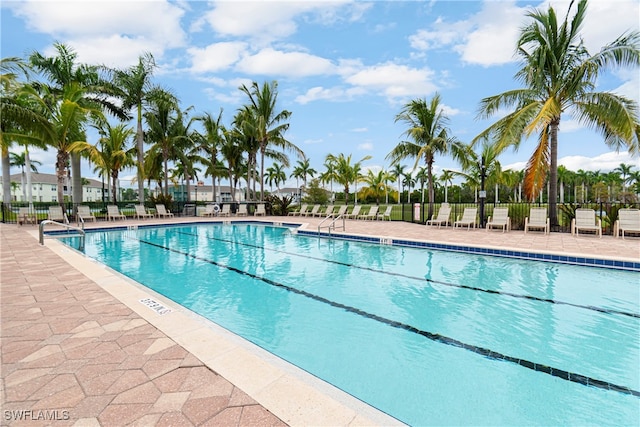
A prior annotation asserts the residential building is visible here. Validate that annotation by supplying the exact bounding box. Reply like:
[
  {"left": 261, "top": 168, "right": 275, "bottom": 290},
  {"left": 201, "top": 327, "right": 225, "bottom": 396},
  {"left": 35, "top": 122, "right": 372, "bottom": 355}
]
[{"left": 0, "top": 173, "right": 107, "bottom": 203}]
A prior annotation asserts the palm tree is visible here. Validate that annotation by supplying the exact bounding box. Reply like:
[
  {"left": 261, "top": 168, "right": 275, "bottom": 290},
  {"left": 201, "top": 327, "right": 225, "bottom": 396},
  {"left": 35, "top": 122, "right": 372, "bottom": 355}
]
[
  {"left": 387, "top": 94, "right": 457, "bottom": 219},
  {"left": 362, "top": 170, "right": 388, "bottom": 205},
  {"left": 266, "top": 162, "right": 287, "bottom": 193},
  {"left": 613, "top": 163, "right": 635, "bottom": 202},
  {"left": 415, "top": 167, "right": 428, "bottom": 203},
  {"left": 439, "top": 169, "right": 455, "bottom": 203},
  {"left": 239, "top": 81, "right": 301, "bottom": 200},
  {"left": 9, "top": 151, "right": 41, "bottom": 202},
  {"left": 389, "top": 163, "right": 405, "bottom": 204},
  {"left": 402, "top": 172, "right": 416, "bottom": 203},
  {"left": 219, "top": 128, "right": 244, "bottom": 202},
  {"left": 111, "top": 52, "right": 156, "bottom": 202},
  {"left": 70, "top": 121, "right": 135, "bottom": 203},
  {"left": 195, "top": 109, "right": 225, "bottom": 203},
  {"left": 475, "top": 0, "right": 640, "bottom": 226},
  {"left": 320, "top": 155, "right": 339, "bottom": 201},
  {"left": 326, "top": 153, "right": 371, "bottom": 204}
]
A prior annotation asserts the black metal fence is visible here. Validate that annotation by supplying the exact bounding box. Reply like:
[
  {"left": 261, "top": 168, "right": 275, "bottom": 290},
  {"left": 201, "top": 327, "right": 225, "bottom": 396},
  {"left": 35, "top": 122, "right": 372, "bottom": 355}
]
[{"left": 0, "top": 201, "right": 272, "bottom": 224}]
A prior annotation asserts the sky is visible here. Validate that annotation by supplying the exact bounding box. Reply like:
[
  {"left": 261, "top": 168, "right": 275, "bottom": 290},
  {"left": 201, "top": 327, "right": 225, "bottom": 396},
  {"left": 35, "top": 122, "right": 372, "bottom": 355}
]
[{"left": 2, "top": 0, "right": 639, "bottom": 189}]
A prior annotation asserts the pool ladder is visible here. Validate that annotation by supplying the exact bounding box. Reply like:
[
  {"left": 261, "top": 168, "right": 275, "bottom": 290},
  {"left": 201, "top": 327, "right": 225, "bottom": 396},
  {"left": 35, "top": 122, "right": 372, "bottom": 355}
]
[
  {"left": 318, "top": 213, "right": 346, "bottom": 236},
  {"left": 39, "top": 220, "right": 86, "bottom": 251}
]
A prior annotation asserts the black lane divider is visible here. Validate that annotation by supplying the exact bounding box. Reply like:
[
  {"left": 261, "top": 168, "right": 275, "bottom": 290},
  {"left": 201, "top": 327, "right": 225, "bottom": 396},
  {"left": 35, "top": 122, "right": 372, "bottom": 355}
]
[
  {"left": 137, "top": 236, "right": 639, "bottom": 398},
  {"left": 176, "top": 231, "right": 640, "bottom": 320}
]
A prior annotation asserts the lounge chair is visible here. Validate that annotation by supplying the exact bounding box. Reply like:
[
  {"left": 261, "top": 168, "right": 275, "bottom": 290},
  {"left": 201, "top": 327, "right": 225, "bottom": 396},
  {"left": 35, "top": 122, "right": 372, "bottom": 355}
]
[
  {"left": 377, "top": 206, "right": 393, "bottom": 221},
  {"left": 76, "top": 205, "right": 96, "bottom": 223},
  {"left": 486, "top": 207, "right": 510, "bottom": 232},
  {"left": 316, "top": 205, "right": 334, "bottom": 217},
  {"left": 344, "top": 205, "right": 362, "bottom": 219},
  {"left": 155, "top": 204, "right": 174, "bottom": 218},
  {"left": 255, "top": 204, "right": 266, "bottom": 216},
  {"left": 333, "top": 205, "right": 348, "bottom": 217},
  {"left": 107, "top": 205, "right": 126, "bottom": 221},
  {"left": 572, "top": 208, "right": 601, "bottom": 238},
  {"left": 288, "top": 204, "right": 308, "bottom": 216},
  {"left": 236, "top": 204, "right": 248, "bottom": 216},
  {"left": 48, "top": 206, "right": 69, "bottom": 224},
  {"left": 134, "top": 205, "right": 153, "bottom": 220},
  {"left": 453, "top": 207, "right": 477, "bottom": 229},
  {"left": 358, "top": 206, "right": 379, "bottom": 220},
  {"left": 219, "top": 204, "right": 231, "bottom": 217},
  {"left": 426, "top": 205, "right": 451, "bottom": 228},
  {"left": 524, "top": 207, "right": 549, "bottom": 234},
  {"left": 303, "top": 205, "right": 320, "bottom": 217},
  {"left": 614, "top": 208, "right": 640, "bottom": 239},
  {"left": 200, "top": 204, "right": 218, "bottom": 217},
  {"left": 18, "top": 207, "right": 37, "bottom": 225}
]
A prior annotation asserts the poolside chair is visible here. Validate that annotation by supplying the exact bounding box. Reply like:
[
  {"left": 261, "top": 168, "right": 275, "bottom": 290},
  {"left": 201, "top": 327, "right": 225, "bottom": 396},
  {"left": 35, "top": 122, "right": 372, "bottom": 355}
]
[
  {"left": 572, "top": 208, "right": 601, "bottom": 238},
  {"left": 344, "top": 205, "right": 362, "bottom": 219},
  {"left": 18, "top": 207, "right": 37, "bottom": 225},
  {"left": 48, "top": 205, "right": 69, "bottom": 224},
  {"left": 377, "top": 206, "right": 393, "bottom": 221},
  {"left": 316, "top": 205, "right": 334, "bottom": 217},
  {"left": 236, "top": 204, "right": 248, "bottom": 216},
  {"left": 288, "top": 204, "right": 308, "bottom": 216},
  {"left": 200, "top": 204, "right": 218, "bottom": 217},
  {"left": 486, "top": 207, "right": 510, "bottom": 232},
  {"left": 426, "top": 205, "right": 451, "bottom": 228},
  {"left": 614, "top": 208, "right": 640, "bottom": 239},
  {"left": 76, "top": 205, "right": 96, "bottom": 223},
  {"left": 358, "top": 206, "right": 379, "bottom": 220},
  {"left": 155, "top": 204, "right": 174, "bottom": 218},
  {"left": 134, "top": 205, "right": 153, "bottom": 220},
  {"left": 453, "top": 207, "right": 477, "bottom": 230},
  {"left": 333, "top": 205, "right": 348, "bottom": 218},
  {"left": 524, "top": 208, "right": 549, "bottom": 234},
  {"left": 303, "top": 205, "right": 320, "bottom": 217},
  {"left": 255, "top": 204, "right": 266, "bottom": 216},
  {"left": 107, "top": 205, "right": 126, "bottom": 221},
  {"left": 218, "top": 204, "right": 231, "bottom": 217}
]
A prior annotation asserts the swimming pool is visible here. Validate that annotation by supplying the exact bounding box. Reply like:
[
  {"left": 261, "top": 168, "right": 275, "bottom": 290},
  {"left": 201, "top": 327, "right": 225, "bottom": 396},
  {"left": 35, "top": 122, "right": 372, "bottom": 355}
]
[{"left": 62, "top": 223, "right": 640, "bottom": 425}]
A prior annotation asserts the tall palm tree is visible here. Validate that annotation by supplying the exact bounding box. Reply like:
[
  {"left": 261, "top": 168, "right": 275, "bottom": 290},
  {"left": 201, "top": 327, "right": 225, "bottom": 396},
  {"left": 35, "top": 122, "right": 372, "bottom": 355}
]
[
  {"left": 111, "top": 52, "right": 156, "bottom": 202},
  {"left": 475, "top": 0, "right": 640, "bottom": 226},
  {"left": 239, "top": 81, "right": 301, "bottom": 200},
  {"left": 362, "top": 170, "right": 388, "bottom": 205},
  {"left": 387, "top": 94, "right": 457, "bottom": 219},
  {"left": 195, "top": 110, "right": 225, "bottom": 203},
  {"left": 389, "top": 163, "right": 405, "bottom": 204},
  {"left": 415, "top": 167, "right": 428, "bottom": 203},
  {"left": 613, "top": 163, "right": 635, "bottom": 202},
  {"left": 402, "top": 172, "right": 416, "bottom": 203},
  {"left": 70, "top": 121, "right": 135, "bottom": 203},
  {"left": 438, "top": 169, "right": 455, "bottom": 203},
  {"left": 266, "top": 162, "right": 286, "bottom": 193},
  {"left": 320, "top": 155, "right": 339, "bottom": 201},
  {"left": 219, "top": 128, "right": 244, "bottom": 202},
  {"left": 326, "top": 153, "right": 371, "bottom": 204},
  {"left": 9, "top": 150, "right": 41, "bottom": 202}
]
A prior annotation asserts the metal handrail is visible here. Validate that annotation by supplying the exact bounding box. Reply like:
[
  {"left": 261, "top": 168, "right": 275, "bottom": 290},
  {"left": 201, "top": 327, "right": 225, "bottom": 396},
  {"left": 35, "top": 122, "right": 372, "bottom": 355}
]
[
  {"left": 39, "top": 220, "right": 85, "bottom": 251},
  {"left": 318, "top": 214, "right": 346, "bottom": 235}
]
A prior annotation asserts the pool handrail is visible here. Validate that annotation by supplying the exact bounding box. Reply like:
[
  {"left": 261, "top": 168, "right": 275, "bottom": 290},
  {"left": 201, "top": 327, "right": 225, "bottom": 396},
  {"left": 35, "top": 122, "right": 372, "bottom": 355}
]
[
  {"left": 318, "top": 213, "right": 346, "bottom": 235},
  {"left": 39, "top": 219, "right": 85, "bottom": 251}
]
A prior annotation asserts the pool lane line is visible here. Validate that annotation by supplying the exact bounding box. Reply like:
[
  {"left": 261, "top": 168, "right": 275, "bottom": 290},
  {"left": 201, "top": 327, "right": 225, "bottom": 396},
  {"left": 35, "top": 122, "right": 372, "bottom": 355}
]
[
  {"left": 135, "top": 236, "right": 639, "bottom": 398},
  {"left": 175, "top": 230, "right": 640, "bottom": 320}
]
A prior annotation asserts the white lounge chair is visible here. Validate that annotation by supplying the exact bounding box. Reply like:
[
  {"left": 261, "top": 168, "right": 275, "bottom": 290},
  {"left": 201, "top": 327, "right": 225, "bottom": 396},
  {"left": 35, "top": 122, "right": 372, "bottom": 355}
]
[
  {"left": 333, "top": 205, "right": 348, "bottom": 217},
  {"left": 289, "top": 204, "right": 308, "bottom": 216},
  {"left": 454, "top": 207, "right": 477, "bottom": 229},
  {"left": 316, "top": 205, "right": 334, "bottom": 217},
  {"left": 486, "top": 207, "right": 510, "bottom": 232},
  {"left": 134, "top": 205, "right": 153, "bottom": 220},
  {"left": 524, "top": 207, "right": 549, "bottom": 234},
  {"left": 377, "top": 206, "right": 393, "bottom": 221},
  {"left": 236, "top": 204, "right": 248, "bottom": 216},
  {"left": 255, "top": 204, "right": 266, "bottom": 216},
  {"left": 201, "top": 204, "right": 218, "bottom": 217},
  {"left": 345, "top": 205, "right": 362, "bottom": 219},
  {"left": 76, "top": 205, "right": 96, "bottom": 223},
  {"left": 359, "top": 206, "right": 379, "bottom": 220},
  {"left": 426, "top": 205, "right": 451, "bottom": 228},
  {"left": 18, "top": 207, "right": 37, "bottom": 225},
  {"left": 572, "top": 208, "right": 601, "bottom": 238},
  {"left": 303, "top": 205, "right": 320, "bottom": 217},
  {"left": 155, "top": 204, "right": 174, "bottom": 218},
  {"left": 48, "top": 206, "right": 69, "bottom": 223},
  {"left": 614, "top": 208, "right": 640, "bottom": 239},
  {"left": 107, "top": 205, "right": 126, "bottom": 221},
  {"left": 219, "top": 204, "right": 231, "bottom": 217}
]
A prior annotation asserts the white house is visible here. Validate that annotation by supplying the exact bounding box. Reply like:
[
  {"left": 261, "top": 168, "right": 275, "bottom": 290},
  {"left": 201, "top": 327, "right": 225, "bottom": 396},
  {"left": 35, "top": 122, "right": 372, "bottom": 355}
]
[{"left": 0, "top": 173, "right": 106, "bottom": 203}]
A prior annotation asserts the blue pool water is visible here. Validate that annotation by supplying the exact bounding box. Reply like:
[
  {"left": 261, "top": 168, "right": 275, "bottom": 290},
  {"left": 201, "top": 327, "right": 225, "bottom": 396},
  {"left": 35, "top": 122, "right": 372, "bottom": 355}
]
[{"left": 62, "top": 223, "right": 640, "bottom": 425}]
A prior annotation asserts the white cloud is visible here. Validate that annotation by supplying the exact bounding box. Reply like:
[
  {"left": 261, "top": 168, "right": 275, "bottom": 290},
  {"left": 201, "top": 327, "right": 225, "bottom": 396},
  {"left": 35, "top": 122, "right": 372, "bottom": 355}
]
[
  {"left": 358, "top": 142, "right": 374, "bottom": 151},
  {"left": 559, "top": 151, "right": 640, "bottom": 172},
  {"left": 295, "top": 86, "right": 366, "bottom": 104},
  {"left": 351, "top": 128, "right": 368, "bottom": 133},
  {"left": 346, "top": 63, "right": 437, "bottom": 100},
  {"left": 236, "top": 48, "right": 336, "bottom": 77},
  {"left": 304, "top": 138, "right": 324, "bottom": 145},
  {"left": 188, "top": 42, "right": 248, "bottom": 73}
]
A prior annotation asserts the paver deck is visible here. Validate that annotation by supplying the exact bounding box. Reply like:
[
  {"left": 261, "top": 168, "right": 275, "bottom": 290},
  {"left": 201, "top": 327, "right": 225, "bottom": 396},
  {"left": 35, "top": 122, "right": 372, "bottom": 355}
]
[{"left": 2, "top": 215, "right": 639, "bottom": 426}]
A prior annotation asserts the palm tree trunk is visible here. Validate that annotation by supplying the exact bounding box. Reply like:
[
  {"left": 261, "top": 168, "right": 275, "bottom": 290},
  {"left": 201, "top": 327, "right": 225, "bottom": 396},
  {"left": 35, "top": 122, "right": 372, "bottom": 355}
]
[
  {"left": 56, "top": 150, "right": 68, "bottom": 207},
  {"left": 20, "top": 168, "right": 26, "bottom": 202},
  {"left": 25, "top": 149, "right": 33, "bottom": 207},
  {"left": 549, "top": 121, "right": 559, "bottom": 226},
  {"left": 427, "top": 160, "right": 434, "bottom": 220},
  {"left": 260, "top": 144, "right": 266, "bottom": 201},
  {"left": 136, "top": 116, "right": 145, "bottom": 202},
  {"left": 72, "top": 153, "right": 82, "bottom": 203},
  {"left": 112, "top": 172, "right": 118, "bottom": 204},
  {"left": 2, "top": 147, "right": 11, "bottom": 204}
]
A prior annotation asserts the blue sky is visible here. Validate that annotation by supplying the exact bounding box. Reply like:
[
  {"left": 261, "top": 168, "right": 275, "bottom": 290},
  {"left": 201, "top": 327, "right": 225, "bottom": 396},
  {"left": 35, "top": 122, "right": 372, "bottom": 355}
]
[{"left": 2, "top": 0, "right": 639, "bottom": 188}]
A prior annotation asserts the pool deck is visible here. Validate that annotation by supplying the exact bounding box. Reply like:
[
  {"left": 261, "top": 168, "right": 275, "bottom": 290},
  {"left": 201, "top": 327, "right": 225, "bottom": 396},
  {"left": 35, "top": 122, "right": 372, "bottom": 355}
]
[{"left": 2, "top": 215, "right": 639, "bottom": 426}]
